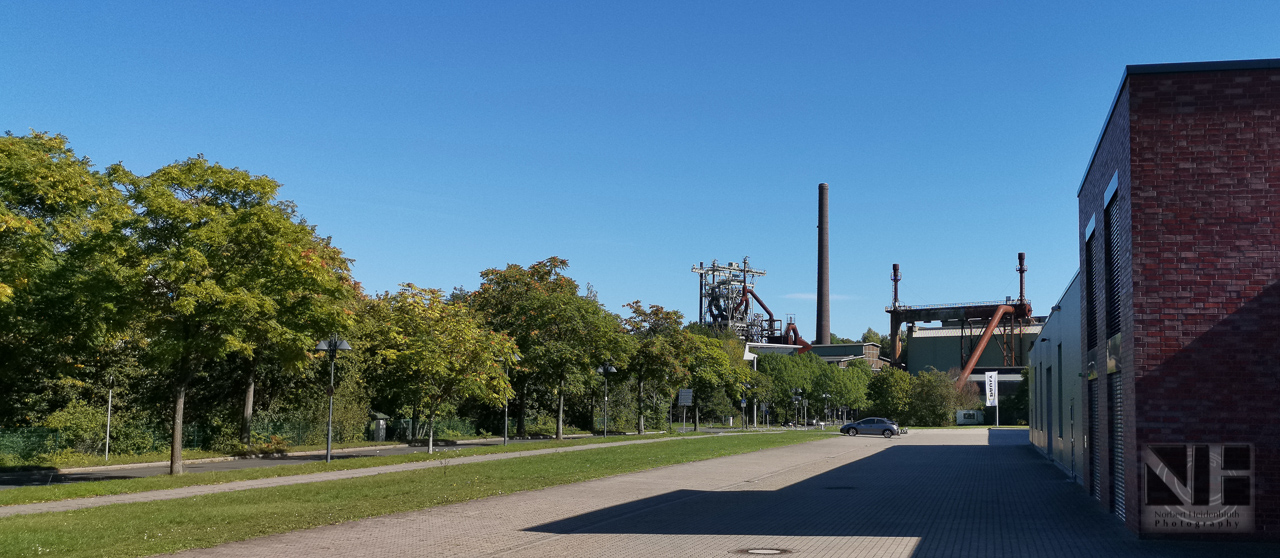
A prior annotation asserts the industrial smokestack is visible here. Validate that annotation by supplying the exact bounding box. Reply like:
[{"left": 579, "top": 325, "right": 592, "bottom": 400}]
[
  {"left": 816, "top": 182, "right": 830, "bottom": 345},
  {"left": 1017, "top": 252, "right": 1027, "bottom": 303}
]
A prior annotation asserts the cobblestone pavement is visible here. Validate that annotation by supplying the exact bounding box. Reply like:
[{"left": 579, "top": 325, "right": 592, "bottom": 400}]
[
  {"left": 169, "top": 429, "right": 1277, "bottom": 558},
  {"left": 0, "top": 433, "right": 735, "bottom": 518}
]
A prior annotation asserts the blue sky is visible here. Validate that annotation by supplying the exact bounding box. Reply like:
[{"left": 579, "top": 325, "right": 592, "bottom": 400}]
[{"left": 4, "top": 2, "right": 1278, "bottom": 340}]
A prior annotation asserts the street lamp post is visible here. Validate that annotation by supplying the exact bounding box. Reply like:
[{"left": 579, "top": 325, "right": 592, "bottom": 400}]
[
  {"left": 596, "top": 364, "right": 616, "bottom": 438},
  {"left": 822, "top": 393, "right": 830, "bottom": 427},
  {"left": 792, "top": 388, "right": 804, "bottom": 427},
  {"left": 503, "top": 355, "right": 520, "bottom": 447},
  {"left": 316, "top": 334, "right": 352, "bottom": 463},
  {"left": 105, "top": 374, "right": 114, "bottom": 462}
]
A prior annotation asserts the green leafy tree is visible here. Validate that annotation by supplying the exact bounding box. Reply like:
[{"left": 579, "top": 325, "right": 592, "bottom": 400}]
[
  {"left": 859, "top": 328, "right": 884, "bottom": 345},
  {"left": 757, "top": 352, "right": 835, "bottom": 423},
  {"left": 687, "top": 334, "right": 749, "bottom": 429},
  {"left": 623, "top": 301, "right": 689, "bottom": 434},
  {"left": 813, "top": 359, "right": 870, "bottom": 422},
  {"left": 867, "top": 366, "right": 912, "bottom": 422},
  {"left": 907, "top": 368, "right": 956, "bottom": 426},
  {"left": 368, "top": 285, "right": 517, "bottom": 452},
  {"left": 471, "top": 258, "right": 629, "bottom": 439},
  {"left": 231, "top": 203, "right": 358, "bottom": 446},
  {"left": 112, "top": 157, "right": 354, "bottom": 474},
  {"left": 0, "top": 132, "right": 137, "bottom": 426},
  {"left": 1006, "top": 367, "right": 1030, "bottom": 425}
]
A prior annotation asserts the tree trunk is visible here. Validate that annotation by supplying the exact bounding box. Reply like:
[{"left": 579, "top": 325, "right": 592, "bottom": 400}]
[
  {"left": 241, "top": 367, "right": 255, "bottom": 447},
  {"left": 516, "top": 390, "right": 527, "bottom": 438},
  {"left": 694, "top": 404, "right": 700, "bottom": 431},
  {"left": 411, "top": 406, "right": 420, "bottom": 442},
  {"left": 170, "top": 381, "right": 186, "bottom": 475},
  {"left": 427, "top": 412, "right": 435, "bottom": 454},
  {"left": 556, "top": 380, "right": 564, "bottom": 440},
  {"left": 637, "top": 380, "right": 645, "bottom": 435}
]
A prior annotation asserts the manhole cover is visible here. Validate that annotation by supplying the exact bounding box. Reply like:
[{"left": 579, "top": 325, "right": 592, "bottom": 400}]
[{"left": 733, "top": 549, "right": 792, "bottom": 555}]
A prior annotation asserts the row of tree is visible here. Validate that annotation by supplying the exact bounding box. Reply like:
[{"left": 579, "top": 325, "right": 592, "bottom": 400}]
[
  {"left": 0, "top": 133, "right": 774, "bottom": 473},
  {"left": 1, "top": 132, "right": 985, "bottom": 476}
]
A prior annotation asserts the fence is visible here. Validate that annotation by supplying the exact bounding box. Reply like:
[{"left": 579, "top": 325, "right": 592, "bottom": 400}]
[
  {"left": 0, "top": 425, "right": 206, "bottom": 462},
  {"left": 2, "top": 415, "right": 474, "bottom": 464},
  {"left": 386, "top": 417, "right": 478, "bottom": 441}
]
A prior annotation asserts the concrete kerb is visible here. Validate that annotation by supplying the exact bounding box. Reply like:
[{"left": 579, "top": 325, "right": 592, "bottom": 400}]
[{"left": 0, "top": 430, "right": 788, "bottom": 519}]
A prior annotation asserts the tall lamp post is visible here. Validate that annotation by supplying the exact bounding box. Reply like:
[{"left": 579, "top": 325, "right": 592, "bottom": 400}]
[
  {"left": 596, "top": 364, "right": 615, "bottom": 438},
  {"left": 105, "top": 374, "right": 114, "bottom": 462},
  {"left": 791, "top": 388, "right": 803, "bottom": 427},
  {"left": 316, "top": 334, "right": 352, "bottom": 463},
  {"left": 503, "top": 355, "right": 520, "bottom": 447},
  {"left": 822, "top": 393, "right": 831, "bottom": 427}
]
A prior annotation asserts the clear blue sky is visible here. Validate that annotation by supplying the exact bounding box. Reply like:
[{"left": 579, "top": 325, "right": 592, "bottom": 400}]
[{"left": 4, "top": 2, "right": 1278, "bottom": 340}]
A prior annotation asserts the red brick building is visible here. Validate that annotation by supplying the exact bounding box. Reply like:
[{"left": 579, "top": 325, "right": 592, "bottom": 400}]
[{"left": 1073, "top": 58, "right": 1280, "bottom": 538}]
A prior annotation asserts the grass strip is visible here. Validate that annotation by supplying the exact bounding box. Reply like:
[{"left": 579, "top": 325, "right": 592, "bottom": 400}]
[
  {"left": 0, "top": 430, "right": 827, "bottom": 558},
  {"left": 0, "top": 441, "right": 408, "bottom": 472},
  {"left": 0, "top": 431, "right": 713, "bottom": 507}
]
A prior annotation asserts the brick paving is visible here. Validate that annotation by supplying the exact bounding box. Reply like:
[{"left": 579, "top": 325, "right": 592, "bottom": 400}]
[{"left": 167, "top": 428, "right": 1278, "bottom": 557}]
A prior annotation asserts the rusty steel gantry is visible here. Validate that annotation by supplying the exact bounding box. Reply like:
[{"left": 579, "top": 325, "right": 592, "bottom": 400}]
[
  {"left": 692, "top": 258, "right": 812, "bottom": 352},
  {"left": 886, "top": 253, "right": 1033, "bottom": 386}
]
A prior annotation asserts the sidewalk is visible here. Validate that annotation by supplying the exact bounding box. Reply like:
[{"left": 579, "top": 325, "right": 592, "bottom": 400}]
[{"left": 0, "top": 432, "right": 764, "bottom": 518}]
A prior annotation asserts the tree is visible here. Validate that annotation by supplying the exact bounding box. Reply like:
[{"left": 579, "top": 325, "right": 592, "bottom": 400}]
[
  {"left": 830, "top": 333, "right": 855, "bottom": 344},
  {"left": 1006, "top": 367, "right": 1030, "bottom": 425},
  {"left": 859, "top": 328, "right": 884, "bottom": 346},
  {"left": 757, "top": 352, "right": 840, "bottom": 423},
  {"left": 229, "top": 202, "right": 358, "bottom": 447},
  {"left": 522, "top": 291, "right": 629, "bottom": 439},
  {"left": 867, "top": 367, "right": 912, "bottom": 422},
  {"left": 368, "top": 285, "right": 517, "bottom": 452},
  {"left": 687, "top": 334, "right": 749, "bottom": 429},
  {"left": 112, "top": 157, "right": 355, "bottom": 474},
  {"left": 907, "top": 368, "right": 955, "bottom": 426},
  {"left": 813, "top": 359, "right": 870, "bottom": 421},
  {"left": 471, "top": 258, "right": 629, "bottom": 439},
  {"left": 0, "top": 132, "right": 137, "bottom": 426},
  {"left": 622, "top": 301, "right": 689, "bottom": 434}
]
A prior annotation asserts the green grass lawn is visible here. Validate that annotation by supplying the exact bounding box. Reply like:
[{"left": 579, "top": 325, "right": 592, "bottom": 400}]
[
  {"left": 0, "top": 430, "right": 826, "bottom": 558},
  {"left": 0, "top": 431, "right": 713, "bottom": 507},
  {"left": 0, "top": 441, "right": 408, "bottom": 472}
]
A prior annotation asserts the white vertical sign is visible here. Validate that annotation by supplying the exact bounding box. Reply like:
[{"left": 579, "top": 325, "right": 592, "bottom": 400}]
[{"left": 984, "top": 372, "right": 999, "bottom": 407}]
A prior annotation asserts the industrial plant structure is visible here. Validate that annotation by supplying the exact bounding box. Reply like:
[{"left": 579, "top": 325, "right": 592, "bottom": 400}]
[
  {"left": 692, "top": 258, "right": 811, "bottom": 352},
  {"left": 885, "top": 253, "right": 1037, "bottom": 386},
  {"left": 693, "top": 182, "right": 837, "bottom": 354}
]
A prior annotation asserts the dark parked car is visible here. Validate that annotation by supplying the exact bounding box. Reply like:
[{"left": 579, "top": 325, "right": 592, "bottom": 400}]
[{"left": 840, "top": 417, "right": 900, "bottom": 438}]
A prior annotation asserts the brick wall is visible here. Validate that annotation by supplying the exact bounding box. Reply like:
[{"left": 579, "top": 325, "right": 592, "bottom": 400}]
[
  {"left": 1079, "top": 82, "right": 1133, "bottom": 526},
  {"left": 1127, "top": 68, "right": 1280, "bottom": 538}
]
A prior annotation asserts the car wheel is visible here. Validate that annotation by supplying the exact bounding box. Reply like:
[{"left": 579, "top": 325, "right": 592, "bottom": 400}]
[
  {"left": 851, "top": 428, "right": 859, "bottom": 436},
  {"left": 882, "top": 429, "right": 893, "bottom": 439}
]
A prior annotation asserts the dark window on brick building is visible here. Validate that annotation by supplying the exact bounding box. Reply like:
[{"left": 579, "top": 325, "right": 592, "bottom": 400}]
[
  {"left": 1086, "top": 233, "right": 1099, "bottom": 350},
  {"left": 1104, "top": 196, "right": 1123, "bottom": 338}
]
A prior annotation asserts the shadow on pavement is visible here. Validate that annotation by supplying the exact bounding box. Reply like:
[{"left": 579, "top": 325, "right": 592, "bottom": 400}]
[{"left": 527, "top": 432, "right": 1275, "bottom": 558}]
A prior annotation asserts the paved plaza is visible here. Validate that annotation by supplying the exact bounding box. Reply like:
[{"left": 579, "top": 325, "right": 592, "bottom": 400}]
[{"left": 164, "top": 428, "right": 1275, "bottom": 558}]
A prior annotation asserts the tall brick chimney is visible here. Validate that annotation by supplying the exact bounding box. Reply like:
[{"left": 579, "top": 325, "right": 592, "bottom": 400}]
[{"left": 816, "top": 182, "right": 830, "bottom": 345}]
